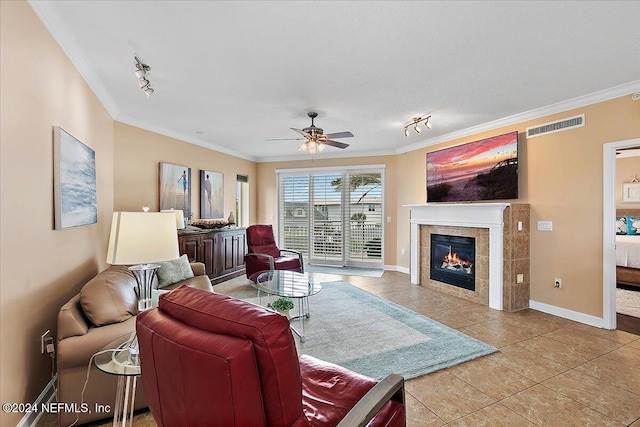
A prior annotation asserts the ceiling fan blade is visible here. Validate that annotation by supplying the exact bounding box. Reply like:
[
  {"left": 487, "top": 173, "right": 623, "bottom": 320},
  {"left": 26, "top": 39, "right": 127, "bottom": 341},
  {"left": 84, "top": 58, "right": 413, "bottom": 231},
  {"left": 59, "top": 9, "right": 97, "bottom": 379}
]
[
  {"left": 323, "top": 139, "right": 350, "bottom": 149},
  {"left": 266, "top": 137, "right": 306, "bottom": 141},
  {"left": 290, "top": 128, "right": 309, "bottom": 137},
  {"left": 323, "top": 131, "right": 354, "bottom": 139}
]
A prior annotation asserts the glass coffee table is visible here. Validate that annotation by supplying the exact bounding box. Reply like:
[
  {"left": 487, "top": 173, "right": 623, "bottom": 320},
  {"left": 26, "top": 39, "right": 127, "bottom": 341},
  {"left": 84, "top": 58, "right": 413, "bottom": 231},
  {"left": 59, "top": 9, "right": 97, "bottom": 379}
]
[
  {"left": 253, "top": 270, "right": 322, "bottom": 342},
  {"left": 94, "top": 332, "right": 140, "bottom": 427}
]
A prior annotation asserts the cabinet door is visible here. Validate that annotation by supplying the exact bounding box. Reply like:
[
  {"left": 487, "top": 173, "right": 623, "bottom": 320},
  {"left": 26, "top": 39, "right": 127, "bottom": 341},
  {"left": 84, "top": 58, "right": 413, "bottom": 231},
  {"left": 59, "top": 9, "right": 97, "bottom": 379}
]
[
  {"left": 220, "top": 233, "right": 236, "bottom": 275},
  {"left": 201, "top": 235, "right": 216, "bottom": 276},
  {"left": 234, "top": 231, "right": 247, "bottom": 269},
  {"left": 179, "top": 236, "right": 200, "bottom": 263}
]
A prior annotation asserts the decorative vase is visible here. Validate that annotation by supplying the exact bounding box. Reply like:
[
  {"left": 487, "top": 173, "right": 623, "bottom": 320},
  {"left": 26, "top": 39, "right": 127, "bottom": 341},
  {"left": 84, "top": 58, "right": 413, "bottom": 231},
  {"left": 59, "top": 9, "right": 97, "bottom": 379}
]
[
  {"left": 228, "top": 211, "right": 235, "bottom": 224},
  {"left": 277, "top": 309, "right": 290, "bottom": 320}
]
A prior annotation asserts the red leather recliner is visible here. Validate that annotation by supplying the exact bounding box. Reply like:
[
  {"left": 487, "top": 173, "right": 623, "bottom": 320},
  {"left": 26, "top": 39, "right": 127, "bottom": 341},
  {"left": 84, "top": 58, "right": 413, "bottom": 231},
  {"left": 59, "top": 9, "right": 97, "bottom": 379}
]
[
  {"left": 245, "top": 224, "right": 304, "bottom": 282},
  {"left": 136, "top": 285, "right": 405, "bottom": 427}
]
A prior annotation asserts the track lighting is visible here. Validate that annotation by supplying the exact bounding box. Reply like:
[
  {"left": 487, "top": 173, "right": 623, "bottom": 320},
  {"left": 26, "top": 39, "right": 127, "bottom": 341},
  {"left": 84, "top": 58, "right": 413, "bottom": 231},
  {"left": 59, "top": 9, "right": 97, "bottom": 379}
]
[
  {"left": 135, "top": 56, "right": 154, "bottom": 97},
  {"left": 403, "top": 115, "right": 432, "bottom": 136}
]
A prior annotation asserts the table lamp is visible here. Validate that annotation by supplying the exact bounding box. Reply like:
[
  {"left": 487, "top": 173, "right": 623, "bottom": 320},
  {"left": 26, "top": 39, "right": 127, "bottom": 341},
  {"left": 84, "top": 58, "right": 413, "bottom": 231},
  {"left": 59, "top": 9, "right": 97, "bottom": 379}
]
[
  {"left": 160, "top": 209, "right": 186, "bottom": 230},
  {"left": 106, "top": 212, "right": 179, "bottom": 311}
]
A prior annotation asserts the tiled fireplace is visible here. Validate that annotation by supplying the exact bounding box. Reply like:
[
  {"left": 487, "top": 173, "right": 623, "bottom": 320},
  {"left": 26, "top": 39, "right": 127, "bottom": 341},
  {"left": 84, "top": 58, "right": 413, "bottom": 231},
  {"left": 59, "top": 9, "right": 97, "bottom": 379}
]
[{"left": 407, "top": 203, "right": 530, "bottom": 312}]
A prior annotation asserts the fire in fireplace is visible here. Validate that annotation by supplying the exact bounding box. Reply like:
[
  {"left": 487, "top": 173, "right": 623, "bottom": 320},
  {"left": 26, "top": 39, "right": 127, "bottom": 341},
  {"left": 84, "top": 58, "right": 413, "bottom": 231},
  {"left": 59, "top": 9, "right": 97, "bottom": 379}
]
[{"left": 430, "top": 234, "right": 476, "bottom": 291}]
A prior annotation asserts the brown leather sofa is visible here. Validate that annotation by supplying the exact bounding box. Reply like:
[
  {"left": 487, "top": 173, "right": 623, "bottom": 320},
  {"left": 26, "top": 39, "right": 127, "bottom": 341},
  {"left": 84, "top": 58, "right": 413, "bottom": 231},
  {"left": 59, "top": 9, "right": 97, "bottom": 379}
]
[{"left": 56, "top": 263, "right": 212, "bottom": 427}]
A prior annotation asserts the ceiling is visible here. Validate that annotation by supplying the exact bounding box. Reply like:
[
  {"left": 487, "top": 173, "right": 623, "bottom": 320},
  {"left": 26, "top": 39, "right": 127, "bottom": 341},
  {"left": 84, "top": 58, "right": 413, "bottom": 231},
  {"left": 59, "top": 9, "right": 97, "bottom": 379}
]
[{"left": 30, "top": 1, "right": 640, "bottom": 162}]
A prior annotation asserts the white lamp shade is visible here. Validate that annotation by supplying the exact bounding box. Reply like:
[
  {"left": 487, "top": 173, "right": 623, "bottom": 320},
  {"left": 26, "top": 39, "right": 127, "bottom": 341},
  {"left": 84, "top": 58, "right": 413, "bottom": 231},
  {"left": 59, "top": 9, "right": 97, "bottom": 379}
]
[
  {"left": 160, "top": 209, "right": 186, "bottom": 229},
  {"left": 106, "top": 212, "right": 179, "bottom": 265}
]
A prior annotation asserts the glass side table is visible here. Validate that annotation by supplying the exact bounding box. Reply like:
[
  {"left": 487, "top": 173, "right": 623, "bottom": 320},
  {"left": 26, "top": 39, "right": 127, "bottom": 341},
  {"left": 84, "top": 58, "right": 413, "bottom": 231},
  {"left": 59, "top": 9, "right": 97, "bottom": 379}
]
[
  {"left": 94, "top": 332, "right": 141, "bottom": 427},
  {"left": 253, "top": 270, "right": 322, "bottom": 342}
]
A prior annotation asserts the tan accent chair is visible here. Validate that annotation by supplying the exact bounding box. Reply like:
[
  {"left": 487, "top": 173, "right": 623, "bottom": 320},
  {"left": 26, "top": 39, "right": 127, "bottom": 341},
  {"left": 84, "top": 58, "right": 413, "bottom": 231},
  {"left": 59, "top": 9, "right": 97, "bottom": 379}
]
[{"left": 56, "top": 263, "right": 211, "bottom": 427}]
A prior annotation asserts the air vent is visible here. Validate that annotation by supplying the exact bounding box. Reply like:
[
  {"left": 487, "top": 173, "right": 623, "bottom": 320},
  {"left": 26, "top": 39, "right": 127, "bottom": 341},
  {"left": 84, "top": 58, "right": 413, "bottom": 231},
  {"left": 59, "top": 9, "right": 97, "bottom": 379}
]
[{"left": 526, "top": 114, "right": 584, "bottom": 138}]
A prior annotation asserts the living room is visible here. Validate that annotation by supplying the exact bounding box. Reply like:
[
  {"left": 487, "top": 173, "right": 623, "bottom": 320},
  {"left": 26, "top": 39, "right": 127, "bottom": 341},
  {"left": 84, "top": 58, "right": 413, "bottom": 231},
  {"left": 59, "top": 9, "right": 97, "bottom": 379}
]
[{"left": 2, "top": 1, "right": 640, "bottom": 426}]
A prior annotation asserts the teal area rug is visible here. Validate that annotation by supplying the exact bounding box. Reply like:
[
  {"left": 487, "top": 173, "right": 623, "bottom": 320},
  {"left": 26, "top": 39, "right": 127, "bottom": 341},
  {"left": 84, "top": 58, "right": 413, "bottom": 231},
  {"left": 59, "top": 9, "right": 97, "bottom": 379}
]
[
  {"left": 305, "top": 265, "right": 384, "bottom": 277},
  {"left": 220, "top": 280, "right": 497, "bottom": 381}
]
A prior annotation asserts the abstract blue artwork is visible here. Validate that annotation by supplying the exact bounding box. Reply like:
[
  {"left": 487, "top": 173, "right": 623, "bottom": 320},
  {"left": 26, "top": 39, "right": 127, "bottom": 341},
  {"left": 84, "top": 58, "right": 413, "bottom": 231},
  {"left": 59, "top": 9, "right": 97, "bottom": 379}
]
[{"left": 54, "top": 127, "right": 97, "bottom": 229}]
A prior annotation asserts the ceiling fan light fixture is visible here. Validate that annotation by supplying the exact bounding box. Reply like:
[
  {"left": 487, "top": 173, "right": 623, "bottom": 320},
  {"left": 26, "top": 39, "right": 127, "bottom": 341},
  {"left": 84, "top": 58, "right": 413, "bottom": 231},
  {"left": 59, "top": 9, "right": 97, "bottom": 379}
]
[
  {"left": 298, "top": 142, "right": 308, "bottom": 152},
  {"left": 317, "top": 142, "right": 326, "bottom": 152}
]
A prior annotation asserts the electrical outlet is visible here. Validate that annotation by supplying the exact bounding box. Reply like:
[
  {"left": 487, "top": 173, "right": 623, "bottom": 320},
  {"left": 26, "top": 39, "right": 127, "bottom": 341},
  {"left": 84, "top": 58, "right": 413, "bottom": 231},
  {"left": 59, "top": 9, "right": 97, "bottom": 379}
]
[
  {"left": 517, "top": 273, "right": 524, "bottom": 283},
  {"left": 554, "top": 278, "right": 562, "bottom": 288},
  {"left": 401, "top": 248, "right": 406, "bottom": 255},
  {"left": 41, "top": 330, "right": 51, "bottom": 354},
  {"left": 45, "top": 337, "right": 55, "bottom": 355}
]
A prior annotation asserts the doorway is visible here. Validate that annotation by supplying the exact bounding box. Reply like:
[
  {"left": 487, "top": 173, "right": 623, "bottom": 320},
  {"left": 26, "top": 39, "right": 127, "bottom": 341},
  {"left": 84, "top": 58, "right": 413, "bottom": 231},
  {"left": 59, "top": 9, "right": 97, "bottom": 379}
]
[
  {"left": 277, "top": 166, "right": 385, "bottom": 269},
  {"left": 602, "top": 138, "right": 640, "bottom": 331}
]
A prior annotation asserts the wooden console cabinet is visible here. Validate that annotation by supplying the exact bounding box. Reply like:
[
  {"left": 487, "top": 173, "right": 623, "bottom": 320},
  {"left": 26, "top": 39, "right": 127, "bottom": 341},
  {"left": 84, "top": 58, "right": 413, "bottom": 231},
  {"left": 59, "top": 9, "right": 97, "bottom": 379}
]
[{"left": 178, "top": 227, "right": 247, "bottom": 284}]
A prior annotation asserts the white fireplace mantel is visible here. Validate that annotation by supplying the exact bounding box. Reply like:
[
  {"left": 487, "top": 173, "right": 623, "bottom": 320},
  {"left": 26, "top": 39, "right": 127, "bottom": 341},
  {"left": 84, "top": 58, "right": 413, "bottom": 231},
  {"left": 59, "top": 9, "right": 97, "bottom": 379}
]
[{"left": 405, "top": 203, "right": 509, "bottom": 310}]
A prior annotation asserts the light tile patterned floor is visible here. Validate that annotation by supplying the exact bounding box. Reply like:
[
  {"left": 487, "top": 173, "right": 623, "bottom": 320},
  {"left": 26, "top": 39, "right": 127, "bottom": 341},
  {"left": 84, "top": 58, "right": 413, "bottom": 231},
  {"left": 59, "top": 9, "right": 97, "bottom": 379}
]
[{"left": 38, "top": 271, "right": 640, "bottom": 427}]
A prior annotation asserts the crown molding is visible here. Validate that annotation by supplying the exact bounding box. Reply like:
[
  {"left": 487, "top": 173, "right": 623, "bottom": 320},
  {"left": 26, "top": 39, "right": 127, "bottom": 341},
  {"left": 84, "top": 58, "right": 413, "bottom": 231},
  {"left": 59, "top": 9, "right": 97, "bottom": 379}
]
[
  {"left": 115, "top": 115, "right": 258, "bottom": 162},
  {"left": 397, "top": 80, "right": 640, "bottom": 155},
  {"left": 28, "top": 1, "right": 121, "bottom": 119},
  {"left": 255, "top": 147, "right": 398, "bottom": 163}
]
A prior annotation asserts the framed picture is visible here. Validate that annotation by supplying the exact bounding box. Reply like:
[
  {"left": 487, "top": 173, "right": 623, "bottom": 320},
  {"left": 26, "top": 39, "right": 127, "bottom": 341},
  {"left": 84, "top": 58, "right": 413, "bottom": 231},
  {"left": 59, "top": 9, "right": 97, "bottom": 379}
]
[
  {"left": 159, "top": 163, "right": 191, "bottom": 220},
  {"left": 622, "top": 182, "right": 640, "bottom": 203},
  {"left": 53, "top": 126, "right": 97, "bottom": 229},
  {"left": 200, "top": 170, "right": 224, "bottom": 219}
]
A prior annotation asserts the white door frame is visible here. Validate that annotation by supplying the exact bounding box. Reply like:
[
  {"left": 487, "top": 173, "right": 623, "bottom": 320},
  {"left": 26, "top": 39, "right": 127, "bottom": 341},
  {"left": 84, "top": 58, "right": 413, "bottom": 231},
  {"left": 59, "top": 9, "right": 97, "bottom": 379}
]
[{"left": 602, "top": 137, "right": 640, "bottom": 330}]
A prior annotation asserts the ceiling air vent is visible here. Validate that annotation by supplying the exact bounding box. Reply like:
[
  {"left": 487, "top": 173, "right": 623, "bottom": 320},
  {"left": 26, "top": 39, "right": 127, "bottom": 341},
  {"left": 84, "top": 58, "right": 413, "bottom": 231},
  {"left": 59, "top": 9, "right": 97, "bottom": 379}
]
[{"left": 526, "top": 114, "right": 584, "bottom": 138}]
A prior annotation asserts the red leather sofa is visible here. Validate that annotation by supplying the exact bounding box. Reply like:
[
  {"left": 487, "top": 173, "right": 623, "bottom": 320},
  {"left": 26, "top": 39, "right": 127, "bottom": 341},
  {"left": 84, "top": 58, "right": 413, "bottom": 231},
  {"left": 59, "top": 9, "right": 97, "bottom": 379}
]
[{"left": 136, "top": 285, "right": 405, "bottom": 426}]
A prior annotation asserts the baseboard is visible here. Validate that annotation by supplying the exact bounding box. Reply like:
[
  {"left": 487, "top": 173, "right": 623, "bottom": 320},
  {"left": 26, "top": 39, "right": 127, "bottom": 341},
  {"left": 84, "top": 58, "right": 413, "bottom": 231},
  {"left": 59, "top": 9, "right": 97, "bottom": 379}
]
[
  {"left": 529, "top": 300, "right": 605, "bottom": 328},
  {"left": 17, "top": 374, "right": 57, "bottom": 427},
  {"left": 383, "top": 265, "right": 410, "bottom": 274}
]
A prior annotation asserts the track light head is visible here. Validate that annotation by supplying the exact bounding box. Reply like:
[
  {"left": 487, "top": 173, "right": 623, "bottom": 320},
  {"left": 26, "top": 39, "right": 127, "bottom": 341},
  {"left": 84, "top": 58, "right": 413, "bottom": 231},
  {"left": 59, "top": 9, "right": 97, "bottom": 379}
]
[
  {"left": 414, "top": 124, "right": 421, "bottom": 133},
  {"left": 425, "top": 119, "right": 432, "bottom": 129},
  {"left": 403, "top": 127, "right": 409, "bottom": 137},
  {"left": 134, "top": 56, "right": 154, "bottom": 97}
]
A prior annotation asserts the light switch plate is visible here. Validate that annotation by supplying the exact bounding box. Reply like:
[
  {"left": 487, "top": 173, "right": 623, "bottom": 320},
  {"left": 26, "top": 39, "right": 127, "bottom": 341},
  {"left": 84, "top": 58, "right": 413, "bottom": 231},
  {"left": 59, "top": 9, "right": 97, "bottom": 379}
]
[{"left": 537, "top": 221, "right": 553, "bottom": 231}]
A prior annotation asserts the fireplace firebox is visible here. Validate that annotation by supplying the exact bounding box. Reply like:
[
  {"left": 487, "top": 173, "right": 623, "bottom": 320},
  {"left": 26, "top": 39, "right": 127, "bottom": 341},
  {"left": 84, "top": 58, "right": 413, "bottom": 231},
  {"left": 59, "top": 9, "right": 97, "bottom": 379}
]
[{"left": 430, "top": 234, "right": 476, "bottom": 291}]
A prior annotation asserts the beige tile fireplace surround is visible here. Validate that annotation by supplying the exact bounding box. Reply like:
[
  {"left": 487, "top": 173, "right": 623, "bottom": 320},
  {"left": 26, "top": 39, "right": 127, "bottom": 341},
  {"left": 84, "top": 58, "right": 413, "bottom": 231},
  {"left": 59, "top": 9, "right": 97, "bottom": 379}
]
[{"left": 407, "top": 203, "right": 530, "bottom": 312}]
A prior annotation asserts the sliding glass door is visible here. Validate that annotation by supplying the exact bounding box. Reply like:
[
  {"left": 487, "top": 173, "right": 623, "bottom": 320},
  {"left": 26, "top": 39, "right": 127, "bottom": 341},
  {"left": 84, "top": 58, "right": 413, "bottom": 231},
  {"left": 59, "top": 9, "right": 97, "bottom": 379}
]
[{"left": 278, "top": 167, "right": 383, "bottom": 269}]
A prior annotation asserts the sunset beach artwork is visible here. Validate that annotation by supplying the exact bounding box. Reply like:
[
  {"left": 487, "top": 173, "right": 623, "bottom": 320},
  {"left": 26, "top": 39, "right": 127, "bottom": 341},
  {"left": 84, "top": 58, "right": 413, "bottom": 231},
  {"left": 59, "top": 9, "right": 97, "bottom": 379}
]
[{"left": 426, "top": 131, "right": 518, "bottom": 202}]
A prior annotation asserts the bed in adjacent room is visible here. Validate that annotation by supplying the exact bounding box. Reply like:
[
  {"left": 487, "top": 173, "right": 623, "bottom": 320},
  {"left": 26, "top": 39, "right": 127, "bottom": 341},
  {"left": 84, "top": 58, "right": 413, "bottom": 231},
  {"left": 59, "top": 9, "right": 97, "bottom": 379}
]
[{"left": 616, "top": 210, "right": 640, "bottom": 289}]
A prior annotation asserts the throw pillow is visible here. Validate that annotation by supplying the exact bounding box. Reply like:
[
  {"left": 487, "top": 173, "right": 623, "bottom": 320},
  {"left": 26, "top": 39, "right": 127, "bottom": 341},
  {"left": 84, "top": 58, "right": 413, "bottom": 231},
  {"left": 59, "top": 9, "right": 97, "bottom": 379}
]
[
  {"left": 616, "top": 216, "right": 628, "bottom": 235},
  {"left": 627, "top": 216, "right": 640, "bottom": 235},
  {"left": 156, "top": 254, "right": 194, "bottom": 288}
]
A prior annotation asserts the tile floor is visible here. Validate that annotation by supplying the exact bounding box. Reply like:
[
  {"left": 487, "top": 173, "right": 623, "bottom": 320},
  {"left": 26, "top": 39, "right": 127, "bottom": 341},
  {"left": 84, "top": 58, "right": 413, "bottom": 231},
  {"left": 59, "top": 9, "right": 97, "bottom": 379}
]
[{"left": 38, "top": 271, "right": 640, "bottom": 427}]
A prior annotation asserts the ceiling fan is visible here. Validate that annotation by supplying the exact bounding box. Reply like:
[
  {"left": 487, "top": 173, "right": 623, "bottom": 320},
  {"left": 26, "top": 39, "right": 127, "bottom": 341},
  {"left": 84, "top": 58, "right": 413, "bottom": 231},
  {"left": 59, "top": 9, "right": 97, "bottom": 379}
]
[{"left": 268, "top": 112, "right": 354, "bottom": 153}]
